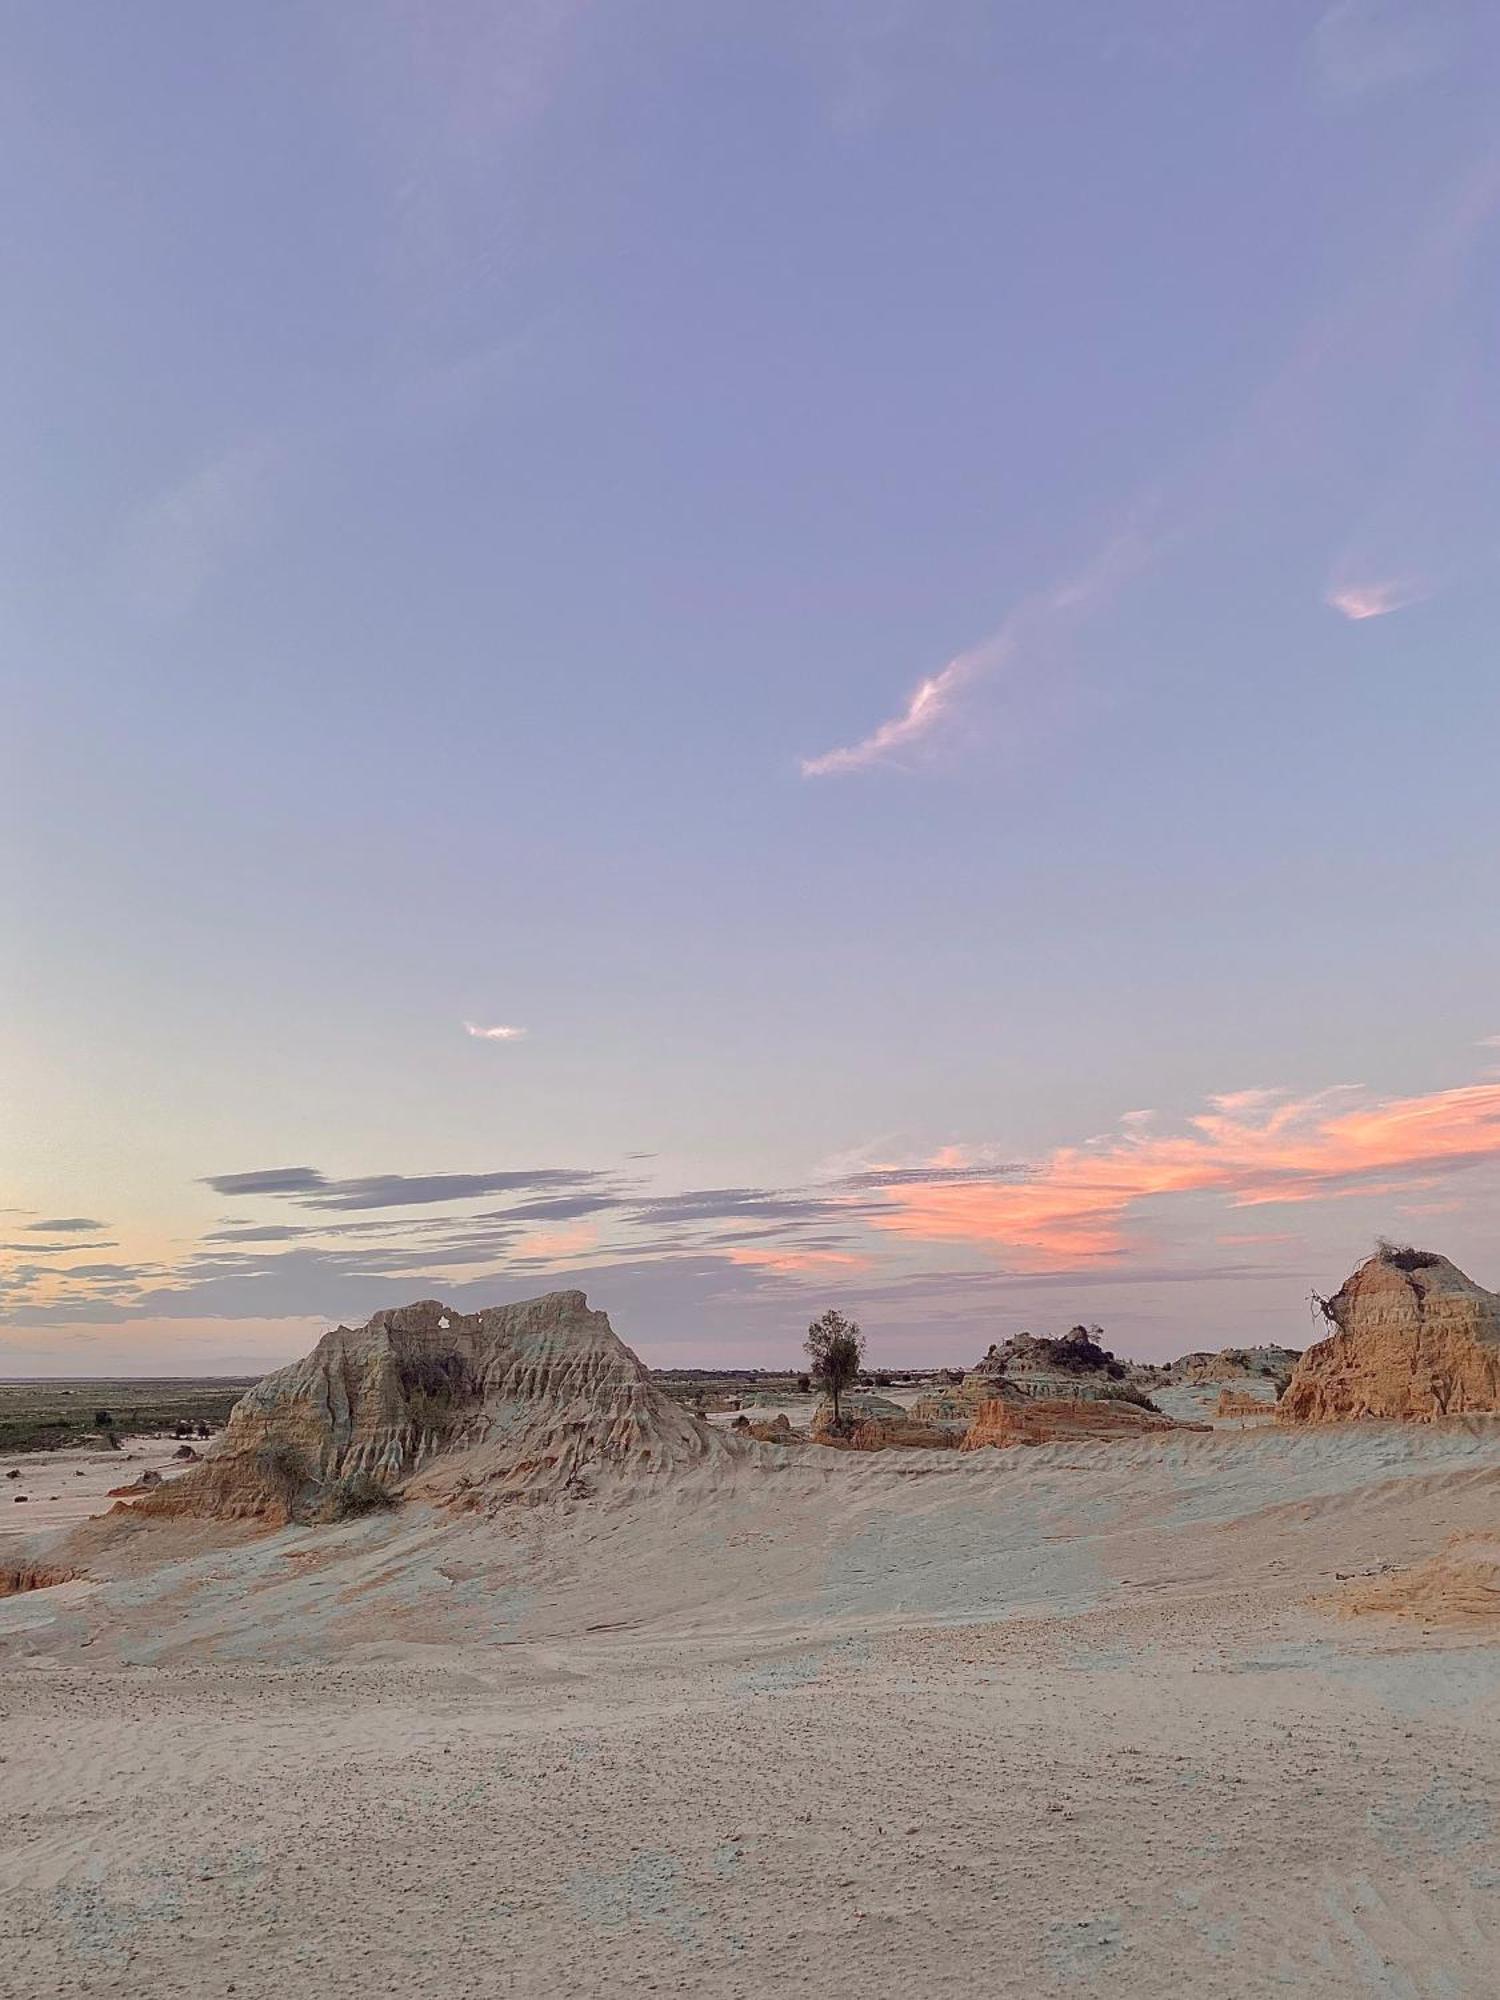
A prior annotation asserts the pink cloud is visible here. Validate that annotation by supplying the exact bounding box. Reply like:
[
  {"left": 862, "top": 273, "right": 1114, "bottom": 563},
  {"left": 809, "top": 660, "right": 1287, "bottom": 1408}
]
[
  {"left": 512, "top": 1222, "right": 597, "bottom": 1261},
  {"left": 868, "top": 1080, "right": 1500, "bottom": 1267},
  {"left": 1326, "top": 577, "right": 1430, "bottom": 620},
  {"left": 799, "top": 520, "right": 1154, "bottom": 778}
]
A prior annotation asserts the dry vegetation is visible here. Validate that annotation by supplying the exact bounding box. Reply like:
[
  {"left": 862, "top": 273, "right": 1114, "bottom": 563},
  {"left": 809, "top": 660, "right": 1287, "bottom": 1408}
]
[{"left": 0, "top": 1378, "right": 252, "bottom": 1454}]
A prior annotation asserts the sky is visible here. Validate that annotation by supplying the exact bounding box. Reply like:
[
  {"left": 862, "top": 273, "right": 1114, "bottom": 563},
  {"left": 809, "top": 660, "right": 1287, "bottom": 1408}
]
[{"left": 6, "top": 0, "right": 1500, "bottom": 1376}]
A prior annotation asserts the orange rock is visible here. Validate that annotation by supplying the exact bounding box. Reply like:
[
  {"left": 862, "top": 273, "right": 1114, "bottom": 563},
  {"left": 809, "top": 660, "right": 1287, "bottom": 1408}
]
[
  {"left": 744, "top": 1414, "right": 804, "bottom": 1444},
  {"left": 1279, "top": 1248, "right": 1500, "bottom": 1423},
  {"left": 843, "top": 1417, "right": 960, "bottom": 1451},
  {"left": 960, "top": 1395, "right": 1178, "bottom": 1451},
  {"left": 1214, "top": 1388, "right": 1276, "bottom": 1419},
  {"left": 0, "top": 1562, "right": 80, "bottom": 1598},
  {"left": 106, "top": 1469, "right": 164, "bottom": 1497}
]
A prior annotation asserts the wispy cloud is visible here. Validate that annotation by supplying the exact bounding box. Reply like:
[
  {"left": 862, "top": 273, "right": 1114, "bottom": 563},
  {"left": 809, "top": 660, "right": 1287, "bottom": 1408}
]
[
  {"left": 464, "top": 1020, "right": 527, "bottom": 1041},
  {"left": 801, "top": 129, "right": 1500, "bottom": 783},
  {"left": 725, "top": 1244, "right": 871, "bottom": 1277},
  {"left": 799, "top": 521, "right": 1155, "bottom": 777},
  {"left": 25, "top": 1216, "right": 107, "bottom": 1234},
  {"left": 1326, "top": 576, "right": 1431, "bottom": 620}
]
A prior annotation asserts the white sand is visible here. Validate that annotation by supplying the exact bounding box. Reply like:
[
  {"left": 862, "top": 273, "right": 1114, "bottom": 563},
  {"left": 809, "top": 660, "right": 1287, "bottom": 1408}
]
[
  {"left": 0, "top": 1437, "right": 200, "bottom": 1550},
  {"left": 2, "top": 1422, "right": 1499, "bottom": 1997}
]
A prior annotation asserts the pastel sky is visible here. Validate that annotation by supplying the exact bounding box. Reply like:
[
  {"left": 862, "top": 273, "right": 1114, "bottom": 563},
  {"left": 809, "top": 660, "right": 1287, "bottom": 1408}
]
[{"left": 7, "top": 1, "right": 1500, "bottom": 1375}]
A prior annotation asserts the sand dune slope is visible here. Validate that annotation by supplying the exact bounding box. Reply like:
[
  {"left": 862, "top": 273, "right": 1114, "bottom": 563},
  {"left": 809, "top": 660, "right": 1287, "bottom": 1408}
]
[{"left": 3, "top": 1416, "right": 1500, "bottom": 1996}]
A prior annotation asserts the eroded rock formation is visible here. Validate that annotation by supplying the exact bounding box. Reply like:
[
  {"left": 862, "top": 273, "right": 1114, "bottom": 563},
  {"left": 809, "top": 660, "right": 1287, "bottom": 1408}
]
[
  {"left": 138, "top": 1291, "right": 725, "bottom": 1521},
  {"left": 1214, "top": 1388, "right": 1276, "bottom": 1420},
  {"left": 0, "top": 1561, "right": 80, "bottom": 1598},
  {"left": 1279, "top": 1249, "right": 1500, "bottom": 1423},
  {"left": 960, "top": 1396, "right": 1180, "bottom": 1451},
  {"left": 1154, "top": 1346, "right": 1300, "bottom": 1389}
]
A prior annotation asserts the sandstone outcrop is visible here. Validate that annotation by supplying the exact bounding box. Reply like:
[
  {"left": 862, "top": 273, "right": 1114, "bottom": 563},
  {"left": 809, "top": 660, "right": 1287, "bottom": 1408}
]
[
  {"left": 138, "top": 1291, "right": 725, "bottom": 1521},
  {"left": 908, "top": 1387, "right": 988, "bottom": 1426},
  {"left": 808, "top": 1391, "right": 959, "bottom": 1451},
  {"left": 1279, "top": 1249, "right": 1500, "bottom": 1423},
  {"left": 1152, "top": 1345, "right": 1300, "bottom": 1389},
  {"left": 845, "top": 1416, "right": 960, "bottom": 1451},
  {"left": 960, "top": 1396, "right": 1181, "bottom": 1451},
  {"left": 0, "top": 1561, "right": 80, "bottom": 1598},
  {"left": 1214, "top": 1388, "right": 1276, "bottom": 1420}
]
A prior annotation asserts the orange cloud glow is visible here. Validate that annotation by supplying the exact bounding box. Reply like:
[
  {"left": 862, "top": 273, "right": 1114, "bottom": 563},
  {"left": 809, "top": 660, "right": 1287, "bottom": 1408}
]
[
  {"left": 726, "top": 1246, "right": 871, "bottom": 1277},
  {"left": 872, "top": 1082, "right": 1500, "bottom": 1267},
  {"left": 511, "top": 1222, "right": 598, "bottom": 1262}
]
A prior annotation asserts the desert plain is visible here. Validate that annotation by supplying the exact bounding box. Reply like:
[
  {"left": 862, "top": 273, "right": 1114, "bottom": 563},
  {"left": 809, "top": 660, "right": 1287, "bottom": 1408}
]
[{"left": 3, "top": 1299, "right": 1500, "bottom": 2000}]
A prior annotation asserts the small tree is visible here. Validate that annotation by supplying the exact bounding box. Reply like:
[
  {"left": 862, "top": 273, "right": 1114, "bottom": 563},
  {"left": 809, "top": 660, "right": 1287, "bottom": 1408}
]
[{"left": 805, "top": 1309, "right": 865, "bottom": 1427}]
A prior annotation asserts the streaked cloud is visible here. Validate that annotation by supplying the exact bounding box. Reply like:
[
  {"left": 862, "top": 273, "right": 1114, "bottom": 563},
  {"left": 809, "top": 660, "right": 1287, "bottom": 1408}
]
[
  {"left": 464, "top": 1020, "right": 527, "bottom": 1040},
  {"left": 868, "top": 1080, "right": 1500, "bottom": 1266},
  {"left": 17, "top": 1064, "right": 1500, "bottom": 1344},
  {"left": 203, "top": 1167, "right": 327, "bottom": 1197},
  {"left": 25, "top": 1216, "right": 107, "bottom": 1233},
  {"left": 204, "top": 1164, "right": 604, "bottom": 1212},
  {"left": 800, "top": 519, "right": 1155, "bottom": 777}
]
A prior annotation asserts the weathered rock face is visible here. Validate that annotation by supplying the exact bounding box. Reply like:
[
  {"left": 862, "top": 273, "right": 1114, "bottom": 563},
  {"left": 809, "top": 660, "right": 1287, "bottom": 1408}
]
[
  {"left": 960, "top": 1396, "right": 1179, "bottom": 1451},
  {"left": 745, "top": 1413, "right": 803, "bottom": 1445},
  {"left": 1214, "top": 1388, "right": 1276, "bottom": 1420},
  {"left": 808, "top": 1392, "right": 959, "bottom": 1451},
  {"left": 0, "top": 1561, "right": 80, "bottom": 1598},
  {"left": 842, "top": 1417, "right": 961, "bottom": 1452},
  {"left": 1279, "top": 1251, "right": 1500, "bottom": 1424},
  {"left": 139, "top": 1291, "right": 723, "bottom": 1521}
]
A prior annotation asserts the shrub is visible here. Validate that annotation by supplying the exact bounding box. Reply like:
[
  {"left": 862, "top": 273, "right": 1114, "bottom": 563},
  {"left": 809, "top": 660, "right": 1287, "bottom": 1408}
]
[
  {"left": 322, "top": 1470, "right": 397, "bottom": 1521},
  {"left": 254, "top": 1443, "right": 309, "bottom": 1514},
  {"left": 1375, "top": 1239, "right": 1441, "bottom": 1273}
]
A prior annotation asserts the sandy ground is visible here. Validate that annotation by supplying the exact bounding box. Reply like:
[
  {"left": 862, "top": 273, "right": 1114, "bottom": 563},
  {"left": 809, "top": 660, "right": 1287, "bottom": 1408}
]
[
  {"left": 2, "top": 1422, "right": 1499, "bottom": 1997},
  {"left": 0, "top": 1439, "right": 200, "bottom": 1552}
]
